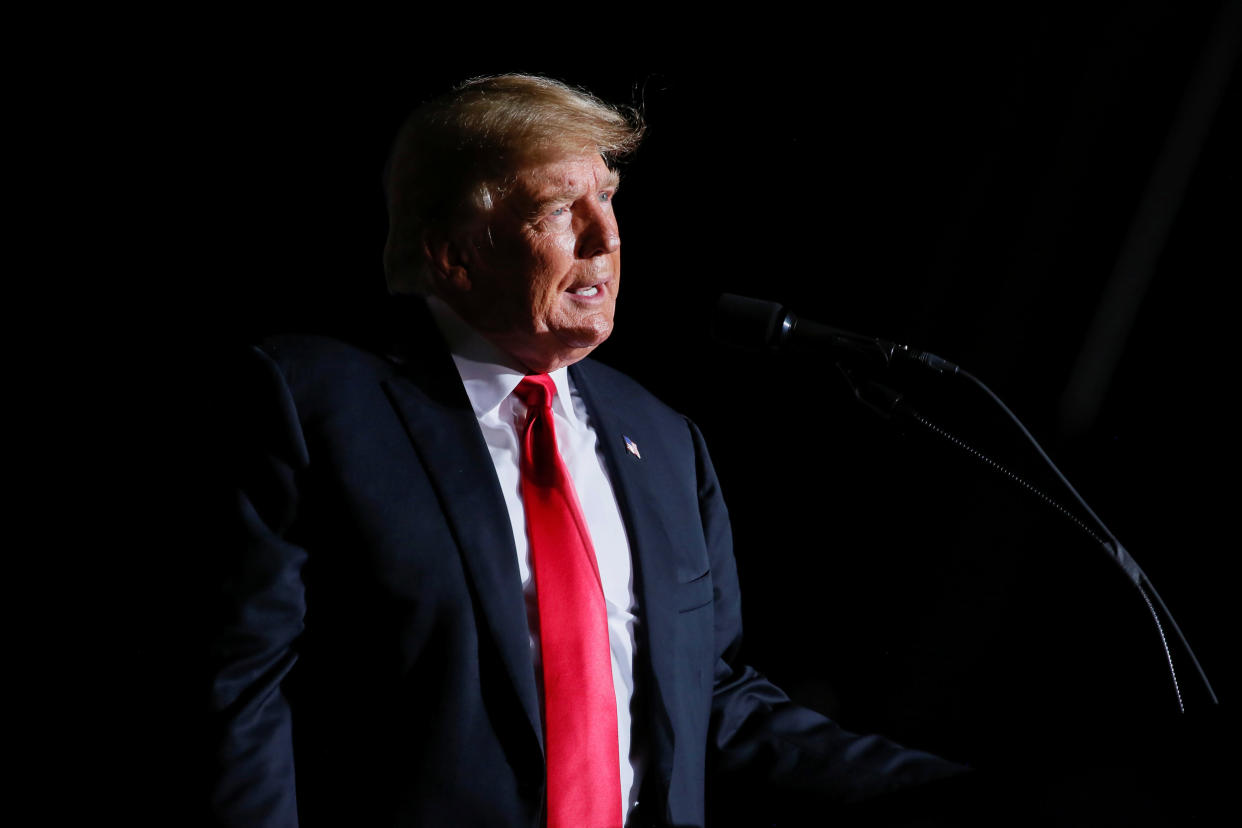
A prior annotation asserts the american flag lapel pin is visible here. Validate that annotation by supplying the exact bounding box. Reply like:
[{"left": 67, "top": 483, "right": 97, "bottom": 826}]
[{"left": 624, "top": 435, "right": 641, "bottom": 459}]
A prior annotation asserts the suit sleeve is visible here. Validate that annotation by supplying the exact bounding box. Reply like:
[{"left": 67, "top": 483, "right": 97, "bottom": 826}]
[
  {"left": 687, "top": 419, "right": 968, "bottom": 814},
  {"left": 206, "top": 345, "right": 309, "bottom": 827}
]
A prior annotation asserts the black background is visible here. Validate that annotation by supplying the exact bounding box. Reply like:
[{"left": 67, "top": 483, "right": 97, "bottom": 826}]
[{"left": 120, "top": 2, "right": 1238, "bottom": 823}]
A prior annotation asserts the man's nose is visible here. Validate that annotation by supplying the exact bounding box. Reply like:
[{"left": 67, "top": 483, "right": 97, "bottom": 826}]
[{"left": 576, "top": 202, "right": 620, "bottom": 258}]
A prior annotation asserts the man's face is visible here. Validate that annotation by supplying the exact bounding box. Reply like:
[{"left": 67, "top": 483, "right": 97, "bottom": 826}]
[{"left": 447, "top": 153, "right": 622, "bottom": 373}]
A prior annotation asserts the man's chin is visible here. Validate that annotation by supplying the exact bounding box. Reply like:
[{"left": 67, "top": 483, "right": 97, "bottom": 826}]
[
  {"left": 558, "top": 314, "right": 615, "bottom": 349},
  {"left": 516, "top": 325, "right": 611, "bottom": 373}
]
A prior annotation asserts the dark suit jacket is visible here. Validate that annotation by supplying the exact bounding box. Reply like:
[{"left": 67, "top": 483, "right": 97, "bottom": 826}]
[{"left": 209, "top": 300, "right": 962, "bottom": 827}]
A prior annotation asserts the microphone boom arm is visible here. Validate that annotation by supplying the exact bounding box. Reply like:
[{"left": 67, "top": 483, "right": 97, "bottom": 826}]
[{"left": 714, "top": 293, "right": 1218, "bottom": 712}]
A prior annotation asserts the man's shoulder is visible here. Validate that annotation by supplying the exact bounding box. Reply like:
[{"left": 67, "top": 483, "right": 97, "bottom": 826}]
[
  {"left": 251, "top": 297, "right": 447, "bottom": 384},
  {"left": 225, "top": 327, "right": 455, "bottom": 433},
  {"left": 246, "top": 334, "right": 385, "bottom": 396},
  {"left": 573, "top": 357, "right": 682, "bottom": 421},
  {"left": 570, "top": 357, "right": 705, "bottom": 465},
  {"left": 257, "top": 333, "right": 399, "bottom": 374}
]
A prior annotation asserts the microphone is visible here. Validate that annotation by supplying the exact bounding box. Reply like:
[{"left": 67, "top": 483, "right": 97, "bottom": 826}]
[
  {"left": 711, "top": 298, "right": 1217, "bottom": 712},
  {"left": 711, "top": 293, "right": 959, "bottom": 374}
]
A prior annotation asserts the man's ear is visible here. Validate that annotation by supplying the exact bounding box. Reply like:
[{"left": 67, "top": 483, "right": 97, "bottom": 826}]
[{"left": 424, "top": 231, "right": 473, "bottom": 295}]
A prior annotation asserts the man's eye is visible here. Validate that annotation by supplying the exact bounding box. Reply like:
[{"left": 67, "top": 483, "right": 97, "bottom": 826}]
[
  {"left": 549, "top": 206, "right": 568, "bottom": 217},
  {"left": 599, "top": 191, "right": 613, "bottom": 204}
]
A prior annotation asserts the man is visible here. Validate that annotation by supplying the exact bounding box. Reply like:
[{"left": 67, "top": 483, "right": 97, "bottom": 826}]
[{"left": 210, "top": 74, "right": 965, "bottom": 827}]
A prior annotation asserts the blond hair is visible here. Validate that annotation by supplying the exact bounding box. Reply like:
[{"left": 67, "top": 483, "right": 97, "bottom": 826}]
[{"left": 383, "top": 74, "right": 644, "bottom": 294}]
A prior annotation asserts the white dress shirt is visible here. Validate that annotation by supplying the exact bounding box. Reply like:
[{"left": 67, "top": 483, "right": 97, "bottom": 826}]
[{"left": 427, "top": 296, "right": 643, "bottom": 821}]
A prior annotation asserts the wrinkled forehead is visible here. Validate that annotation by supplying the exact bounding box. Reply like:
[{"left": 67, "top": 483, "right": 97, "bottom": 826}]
[{"left": 501, "top": 154, "right": 620, "bottom": 208}]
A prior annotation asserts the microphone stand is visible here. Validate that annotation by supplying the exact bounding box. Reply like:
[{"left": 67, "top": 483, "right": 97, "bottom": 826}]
[
  {"left": 711, "top": 292, "right": 1217, "bottom": 713},
  {"left": 833, "top": 356, "right": 1218, "bottom": 714}
]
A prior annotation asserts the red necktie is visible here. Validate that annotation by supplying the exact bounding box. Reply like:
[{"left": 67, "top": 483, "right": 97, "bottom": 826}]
[{"left": 514, "top": 374, "right": 623, "bottom": 828}]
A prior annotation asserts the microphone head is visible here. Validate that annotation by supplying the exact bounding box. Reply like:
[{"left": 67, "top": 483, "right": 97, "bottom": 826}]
[{"left": 712, "top": 293, "right": 790, "bottom": 350}]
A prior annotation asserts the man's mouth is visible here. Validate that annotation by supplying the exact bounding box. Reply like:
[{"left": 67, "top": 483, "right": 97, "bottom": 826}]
[{"left": 567, "top": 278, "right": 608, "bottom": 298}]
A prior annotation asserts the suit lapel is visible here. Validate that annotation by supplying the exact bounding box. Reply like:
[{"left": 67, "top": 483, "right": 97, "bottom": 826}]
[
  {"left": 377, "top": 308, "right": 689, "bottom": 797},
  {"left": 380, "top": 306, "right": 544, "bottom": 760},
  {"left": 570, "top": 361, "right": 680, "bottom": 797}
]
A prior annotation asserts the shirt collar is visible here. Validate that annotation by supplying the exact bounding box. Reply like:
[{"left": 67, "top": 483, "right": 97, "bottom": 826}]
[{"left": 426, "top": 295, "right": 575, "bottom": 422}]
